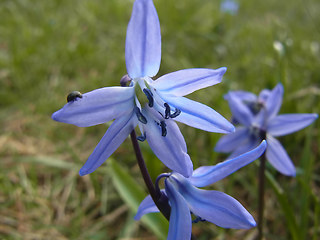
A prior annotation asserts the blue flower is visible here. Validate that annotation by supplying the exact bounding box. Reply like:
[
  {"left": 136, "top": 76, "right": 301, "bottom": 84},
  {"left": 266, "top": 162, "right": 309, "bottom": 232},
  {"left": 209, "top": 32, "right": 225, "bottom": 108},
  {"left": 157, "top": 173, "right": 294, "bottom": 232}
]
[
  {"left": 52, "top": 0, "right": 234, "bottom": 177},
  {"left": 135, "top": 141, "right": 266, "bottom": 239},
  {"left": 220, "top": 0, "right": 239, "bottom": 15},
  {"left": 215, "top": 83, "right": 318, "bottom": 176}
]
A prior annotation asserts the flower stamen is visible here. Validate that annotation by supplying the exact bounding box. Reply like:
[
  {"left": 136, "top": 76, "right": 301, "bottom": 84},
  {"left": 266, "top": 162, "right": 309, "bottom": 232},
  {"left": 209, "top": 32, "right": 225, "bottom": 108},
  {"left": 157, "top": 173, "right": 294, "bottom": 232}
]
[
  {"left": 170, "top": 108, "right": 181, "bottom": 118},
  {"left": 143, "top": 88, "right": 154, "bottom": 107},
  {"left": 164, "top": 103, "right": 170, "bottom": 119},
  {"left": 192, "top": 216, "right": 206, "bottom": 223},
  {"left": 137, "top": 133, "right": 146, "bottom": 142},
  {"left": 160, "top": 121, "right": 167, "bottom": 136},
  {"left": 134, "top": 107, "right": 147, "bottom": 124}
]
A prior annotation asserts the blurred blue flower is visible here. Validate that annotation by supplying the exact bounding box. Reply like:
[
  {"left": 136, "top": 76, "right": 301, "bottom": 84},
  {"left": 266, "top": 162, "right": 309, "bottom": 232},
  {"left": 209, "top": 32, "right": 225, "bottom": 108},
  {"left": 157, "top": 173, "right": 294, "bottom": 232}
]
[
  {"left": 220, "top": 0, "right": 239, "bottom": 15},
  {"left": 135, "top": 141, "right": 266, "bottom": 239},
  {"left": 215, "top": 83, "right": 318, "bottom": 176},
  {"left": 52, "top": 0, "right": 234, "bottom": 177}
]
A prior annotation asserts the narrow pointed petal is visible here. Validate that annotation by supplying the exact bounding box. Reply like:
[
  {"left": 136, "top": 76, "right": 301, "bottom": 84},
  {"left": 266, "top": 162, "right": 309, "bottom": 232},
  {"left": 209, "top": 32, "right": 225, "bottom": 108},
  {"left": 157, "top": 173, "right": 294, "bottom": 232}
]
[
  {"left": 215, "top": 127, "right": 250, "bottom": 153},
  {"left": 153, "top": 67, "right": 226, "bottom": 96},
  {"left": 79, "top": 112, "right": 137, "bottom": 176},
  {"left": 135, "top": 194, "right": 159, "bottom": 220},
  {"left": 225, "top": 93, "right": 254, "bottom": 127},
  {"left": 125, "top": 0, "right": 161, "bottom": 78},
  {"left": 225, "top": 91, "right": 257, "bottom": 103},
  {"left": 190, "top": 190, "right": 256, "bottom": 229},
  {"left": 144, "top": 109, "right": 193, "bottom": 177},
  {"left": 266, "top": 135, "right": 296, "bottom": 176},
  {"left": 268, "top": 113, "right": 318, "bottom": 137},
  {"left": 161, "top": 94, "right": 234, "bottom": 133},
  {"left": 52, "top": 87, "right": 135, "bottom": 127},
  {"left": 171, "top": 175, "right": 256, "bottom": 229},
  {"left": 165, "top": 179, "right": 192, "bottom": 240},
  {"left": 191, "top": 140, "right": 266, "bottom": 187},
  {"left": 265, "top": 83, "right": 284, "bottom": 120}
]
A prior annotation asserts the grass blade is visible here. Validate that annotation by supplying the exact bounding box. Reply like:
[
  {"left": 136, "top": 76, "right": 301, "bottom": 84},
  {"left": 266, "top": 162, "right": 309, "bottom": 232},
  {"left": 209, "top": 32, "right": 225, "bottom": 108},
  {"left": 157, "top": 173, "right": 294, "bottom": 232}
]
[
  {"left": 265, "top": 171, "right": 299, "bottom": 240},
  {"left": 109, "top": 159, "right": 169, "bottom": 240}
]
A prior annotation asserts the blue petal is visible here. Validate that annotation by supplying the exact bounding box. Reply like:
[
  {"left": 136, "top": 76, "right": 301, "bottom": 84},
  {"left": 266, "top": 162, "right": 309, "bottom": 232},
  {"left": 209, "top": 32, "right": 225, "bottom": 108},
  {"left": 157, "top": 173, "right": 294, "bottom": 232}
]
[
  {"left": 52, "top": 87, "right": 135, "bottom": 127},
  {"left": 266, "top": 135, "right": 296, "bottom": 176},
  {"left": 125, "top": 0, "right": 161, "bottom": 78},
  {"left": 215, "top": 127, "right": 250, "bottom": 153},
  {"left": 225, "top": 93, "right": 254, "bottom": 127},
  {"left": 160, "top": 94, "right": 234, "bottom": 133},
  {"left": 265, "top": 83, "right": 284, "bottom": 120},
  {"left": 153, "top": 67, "right": 226, "bottom": 96},
  {"left": 134, "top": 194, "right": 159, "bottom": 220},
  {"left": 143, "top": 108, "right": 193, "bottom": 177},
  {"left": 267, "top": 113, "right": 318, "bottom": 137},
  {"left": 191, "top": 140, "right": 266, "bottom": 187},
  {"left": 79, "top": 112, "right": 137, "bottom": 176},
  {"left": 170, "top": 174, "right": 256, "bottom": 229},
  {"left": 165, "top": 179, "right": 192, "bottom": 240},
  {"left": 224, "top": 90, "right": 257, "bottom": 103}
]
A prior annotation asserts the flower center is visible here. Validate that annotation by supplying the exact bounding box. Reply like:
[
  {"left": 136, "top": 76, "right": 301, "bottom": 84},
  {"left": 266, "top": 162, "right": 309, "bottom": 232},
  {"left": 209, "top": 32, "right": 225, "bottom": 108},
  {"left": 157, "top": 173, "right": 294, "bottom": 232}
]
[
  {"left": 133, "top": 77, "right": 182, "bottom": 140},
  {"left": 134, "top": 79, "right": 150, "bottom": 109},
  {"left": 244, "top": 100, "right": 264, "bottom": 115},
  {"left": 250, "top": 125, "right": 266, "bottom": 140}
]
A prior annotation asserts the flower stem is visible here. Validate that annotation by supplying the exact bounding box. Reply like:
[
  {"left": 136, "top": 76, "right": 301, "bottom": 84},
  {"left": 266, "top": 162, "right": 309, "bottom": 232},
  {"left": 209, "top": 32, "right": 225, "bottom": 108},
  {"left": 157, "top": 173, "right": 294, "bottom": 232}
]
[
  {"left": 257, "top": 130, "right": 267, "bottom": 240},
  {"left": 257, "top": 152, "right": 266, "bottom": 240},
  {"left": 129, "top": 130, "right": 171, "bottom": 220}
]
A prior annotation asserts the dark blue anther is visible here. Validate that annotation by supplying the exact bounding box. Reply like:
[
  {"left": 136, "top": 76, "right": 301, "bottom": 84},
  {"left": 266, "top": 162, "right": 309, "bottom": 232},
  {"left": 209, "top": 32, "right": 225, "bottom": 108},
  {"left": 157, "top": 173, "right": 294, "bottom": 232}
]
[
  {"left": 137, "top": 133, "right": 146, "bottom": 142},
  {"left": 244, "top": 101, "right": 263, "bottom": 115},
  {"left": 192, "top": 216, "right": 206, "bottom": 223},
  {"left": 231, "top": 116, "right": 240, "bottom": 125},
  {"left": 160, "top": 121, "right": 167, "bottom": 137},
  {"left": 143, "top": 88, "right": 154, "bottom": 107},
  {"left": 164, "top": 103, "right": 170, "bottom": 119},
  {"left": 169, "top": 108, "right": 181, "bottom": 118},
  {"left": 134, "top": 107, "right": 147, "bottom": 124}
]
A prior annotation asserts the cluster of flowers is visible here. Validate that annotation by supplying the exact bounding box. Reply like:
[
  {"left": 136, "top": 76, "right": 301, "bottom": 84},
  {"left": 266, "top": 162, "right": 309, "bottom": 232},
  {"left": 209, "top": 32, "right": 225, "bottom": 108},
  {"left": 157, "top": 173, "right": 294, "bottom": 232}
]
[{"left": 52, "top": 0, "right": 317, "bottom": 239}]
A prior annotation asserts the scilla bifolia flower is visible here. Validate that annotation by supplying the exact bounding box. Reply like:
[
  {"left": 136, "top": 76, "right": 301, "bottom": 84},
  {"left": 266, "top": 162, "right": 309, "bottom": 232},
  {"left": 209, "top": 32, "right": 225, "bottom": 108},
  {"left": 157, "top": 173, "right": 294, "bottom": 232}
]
[
  {"left": 52, "top": 0, "right": 234, "bottom": 177},
  {"left": 220, "top": 0, "right": 239, "bottom": 15},
  {"left": 215, "top": 83, "right": 318, "bottom": 176},
  {"left": 135, "top": 141, "right": 266, "bottom": 239}
]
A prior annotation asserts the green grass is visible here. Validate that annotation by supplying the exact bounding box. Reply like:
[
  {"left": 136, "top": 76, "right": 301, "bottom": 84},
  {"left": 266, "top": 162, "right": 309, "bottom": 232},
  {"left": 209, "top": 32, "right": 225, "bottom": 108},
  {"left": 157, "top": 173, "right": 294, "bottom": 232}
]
[{"left": 1, "top": 0, "right": 319, "bottom": 239}]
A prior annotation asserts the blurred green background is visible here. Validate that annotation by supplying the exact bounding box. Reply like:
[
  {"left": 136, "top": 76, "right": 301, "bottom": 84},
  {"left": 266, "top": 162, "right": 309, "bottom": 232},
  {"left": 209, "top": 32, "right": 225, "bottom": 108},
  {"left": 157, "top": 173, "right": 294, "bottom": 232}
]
[{"left": 1, "top": 0, "right": 319, "bottom": 239}]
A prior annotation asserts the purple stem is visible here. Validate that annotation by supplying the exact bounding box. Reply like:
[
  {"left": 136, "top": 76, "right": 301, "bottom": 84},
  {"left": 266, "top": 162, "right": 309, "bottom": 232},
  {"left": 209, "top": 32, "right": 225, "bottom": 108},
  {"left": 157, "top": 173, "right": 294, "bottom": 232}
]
[
  {"left": 129, "top": 130, "right": 171, "bottom": 220},
  {"left": 257, "top": 130, "right": 267, "bottom": 240},
  {"left": 257, "top": 152, "right": 266, "bottom": 240}
]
